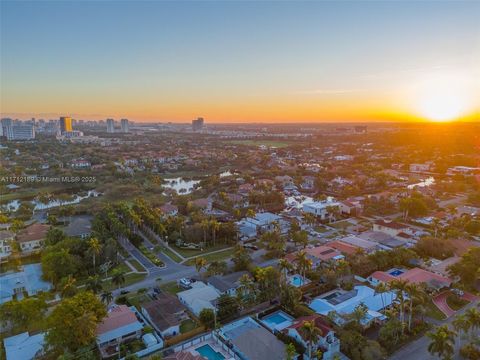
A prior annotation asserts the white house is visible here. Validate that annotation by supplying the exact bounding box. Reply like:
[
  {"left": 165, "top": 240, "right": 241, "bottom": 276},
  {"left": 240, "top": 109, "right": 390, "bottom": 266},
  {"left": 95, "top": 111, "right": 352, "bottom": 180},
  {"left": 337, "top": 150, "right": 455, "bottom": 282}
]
[
  {"left": 176, "top": 282, "right": 220, "bottom": 316},
  {"left": 303, "top": 198, "right": 341, "bottom": 220}
]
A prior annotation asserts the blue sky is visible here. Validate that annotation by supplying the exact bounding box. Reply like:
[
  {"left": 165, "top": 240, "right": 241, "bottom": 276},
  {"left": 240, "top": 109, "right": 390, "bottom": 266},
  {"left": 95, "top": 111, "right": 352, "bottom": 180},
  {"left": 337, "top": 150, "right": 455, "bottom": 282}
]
[{"left": 1, "top": 1, "right": 479, "bottom": 122}]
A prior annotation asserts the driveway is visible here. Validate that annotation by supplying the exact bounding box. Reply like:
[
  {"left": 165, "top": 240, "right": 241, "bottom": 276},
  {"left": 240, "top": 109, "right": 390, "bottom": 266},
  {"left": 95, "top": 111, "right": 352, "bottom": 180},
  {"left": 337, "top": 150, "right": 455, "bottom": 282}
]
[{"left": 433, "top": 291, "right": 456, "bottom": 318}]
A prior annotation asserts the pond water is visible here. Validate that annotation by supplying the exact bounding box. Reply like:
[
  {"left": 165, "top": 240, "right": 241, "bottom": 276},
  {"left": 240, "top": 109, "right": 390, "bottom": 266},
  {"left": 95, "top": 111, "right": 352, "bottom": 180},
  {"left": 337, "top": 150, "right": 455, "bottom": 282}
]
[
  {"left": 2, "top": 190, "right": 101, "bottom": 212},
  {"left": 162, "top": 177, "right": 201, "bottom": 194},
  {"left": 407, "top": 176, "right": 435, "bottom": 189}
]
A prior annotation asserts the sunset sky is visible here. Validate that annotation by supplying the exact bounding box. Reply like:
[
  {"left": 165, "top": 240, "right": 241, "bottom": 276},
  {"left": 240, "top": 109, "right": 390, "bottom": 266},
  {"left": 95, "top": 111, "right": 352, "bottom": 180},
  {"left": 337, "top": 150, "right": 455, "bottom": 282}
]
[{"left": 1, "top": 1, "right": 479, "bottom": 123}]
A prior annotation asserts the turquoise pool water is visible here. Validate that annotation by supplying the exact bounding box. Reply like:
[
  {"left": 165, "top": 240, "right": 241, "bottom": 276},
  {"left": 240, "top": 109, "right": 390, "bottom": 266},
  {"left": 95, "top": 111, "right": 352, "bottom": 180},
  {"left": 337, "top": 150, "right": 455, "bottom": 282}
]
[
  {"left": 290, "top": 275, "right": 304, "bottom": 286},
  {"left": 262, "top": 311, "right": 294, "bottom": 330},
  {"left": 196, "top": 344, "right": 225, "bottom": 360}
]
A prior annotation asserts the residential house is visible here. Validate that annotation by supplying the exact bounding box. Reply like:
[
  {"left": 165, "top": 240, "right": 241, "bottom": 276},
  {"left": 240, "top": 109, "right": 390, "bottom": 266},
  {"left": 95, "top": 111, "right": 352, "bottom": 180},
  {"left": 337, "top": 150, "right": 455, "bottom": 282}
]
[
  {"left": 218, "top": 317, "right": 287, "bottom": 360},
  {"left": 336, "top": 235, "right": 380, "bottom": 253},
  {"left": 207, "top": 271, "right": 248, "bottom": 296},
  {"left": 189, "top": 198, "right": 213, "bottom": 212},
  {"left": 96, "top": 305, "right": 145, "bottom": 359},
  {"left": 409, "top": 163, "right": 431, "bottom": 172},
  {"left": 176, "top": 282, "right": 220, "bottom": 316},
  {"left": 303, "top": 198, "right": 341, "bottom": 221},
  {"left": 70, "top": 158, "right": 91, "bottom": 169},
  {"left": 368, "top": 267, "right": 452, "bottom": 291},
  {"left": 0, "top": 264, "right": 52, "bottom": 304},
  {"left": 141, "top": 293, "right": 188, "bottom": 338},
  {"left": 0, "top": 230, "right": 14, "bottom": 260},
  {"left": 16, "top": 223, "right": 49, "bottom": 254},
  {"left": 286, "top": 315, "right": 342, "bottom": 360},
  {"left": 286, "top": 246, "right": 344, "bottom": 269},
  {"left": 159, "top": 203, "right": 179, "bottom": 216},
  {"left": 236, "top": 212, "right": 288, "bottom": 240},
  {"left": 301, "top": 176, "right": 316, "bottom": 191},
  {"left": 3, "top": 332, "right": 45, "bottom": 360},
  {"left": 373, "top": 220, "right": 411, "bottom": 238},
  {"left": 310, "top": 285, "right": 397, "bottom": 325},
  {"left": 64, "top": 216, "right": 92, "bottom": 239}
]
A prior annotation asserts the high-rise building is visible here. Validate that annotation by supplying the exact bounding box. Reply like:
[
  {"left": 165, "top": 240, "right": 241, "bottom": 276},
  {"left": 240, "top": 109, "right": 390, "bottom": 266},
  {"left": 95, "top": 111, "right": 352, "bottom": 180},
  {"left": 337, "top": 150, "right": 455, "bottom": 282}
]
[
  {"left": 192, "top": 117, "right": 204, "bottom": 131},
  {"left": 1, "top": 118, "right": 13, "bottom": 139},
  {"left": 120, "top": 118, "right": 129, "bottom": 133},
  {"left": 106, "top": 118, "right": 115, "bottom": 133},
  {"left": 8, "top": 124, "right": 35, "bottom": 140},
  {"left": 60, "top": 116, "right": 73, "bottom": 133}
]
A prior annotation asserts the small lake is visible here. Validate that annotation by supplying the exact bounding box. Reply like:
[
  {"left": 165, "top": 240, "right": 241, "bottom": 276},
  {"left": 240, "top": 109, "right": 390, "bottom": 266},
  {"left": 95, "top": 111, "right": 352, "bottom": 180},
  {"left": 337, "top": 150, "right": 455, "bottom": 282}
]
[
  {"left": 2, "top": 190, "right": 101, "bottom": 212},
  {"left": 407, "top": 176, "right": 435, "bottom": 189},
  {"left": 162, "top": 177, "right": 201, "bottom": 194}
]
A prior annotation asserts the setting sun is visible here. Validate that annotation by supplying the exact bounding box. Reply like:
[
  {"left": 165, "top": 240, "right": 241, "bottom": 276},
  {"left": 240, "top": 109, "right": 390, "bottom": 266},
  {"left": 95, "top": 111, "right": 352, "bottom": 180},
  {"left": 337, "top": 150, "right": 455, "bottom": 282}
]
[{"left": 412, "top": 72, "right": 474, "bottom": 122}]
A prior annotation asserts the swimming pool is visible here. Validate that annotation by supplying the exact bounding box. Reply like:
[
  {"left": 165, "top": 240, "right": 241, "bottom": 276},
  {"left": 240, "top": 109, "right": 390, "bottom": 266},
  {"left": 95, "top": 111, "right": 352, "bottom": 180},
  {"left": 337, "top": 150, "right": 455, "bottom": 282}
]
[
  {"left": 290, "top": 275, "right": 304, "bottom": 287},
  {"left": 195, "top": 344, "right": 225, "bottom": 360},
  {"left": 261, "top": 310, "right": 294, "bottom": 330},
  {"left": 388, "top": 269, "right": 405, "bottom": 277}
]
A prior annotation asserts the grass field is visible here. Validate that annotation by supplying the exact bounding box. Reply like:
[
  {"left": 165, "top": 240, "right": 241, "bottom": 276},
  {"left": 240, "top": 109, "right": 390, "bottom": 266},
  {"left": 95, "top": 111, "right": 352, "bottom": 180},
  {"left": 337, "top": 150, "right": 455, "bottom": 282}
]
[
  {"left": 184, "top": 247, "right": 235, "bottom": 266},
  {"left": 224, "top": 139, "right": 294, "bottom": 148},
  {"left": 103, "top": 273, "right": 147, "bottom": 292},
  {"left": 329, "top": 220, "right": 352, "bottom": 230},
  {"left": 180, "top": 319, "right": 199, "bottom": 333},
  {"left": 160, "top": 281, "right": 183, "bottom": 295},
  {"left": 174, "top": 244, "right": 231, "bottom": 258},
  {"left": 128, "top": 259, "right": 146, "bottom": 272},
  {"left": 425, "top": 300, "right": 447, "bottom": 321},
  {"left": 154, "top": 245, "right": 183, "bottom": 263}
]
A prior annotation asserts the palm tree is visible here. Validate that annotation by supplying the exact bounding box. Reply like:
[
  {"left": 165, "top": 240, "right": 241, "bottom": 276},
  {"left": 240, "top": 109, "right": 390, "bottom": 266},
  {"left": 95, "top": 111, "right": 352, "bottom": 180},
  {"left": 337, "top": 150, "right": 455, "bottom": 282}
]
[
  {"left": 210, "top": 219, "right": 220, "bottom": 247},
  {"left": 300, "top": 320, "right": 322, "bottom": 360},
  {"left": 375, "top": 282, "right": 389, "bottom": 314},
  {"left": 59, "top": 275, "right": 77, "bottom": 298},
  {"left": 88, "top": 237, "right": 102, "bottom": 273},
  {"left": 111, "top": 270, "right": 126, "bottom": 290},
  {"left": 427, "top": 325, "right": 456, "bottom": 360},
  {"left": 194, "top": 257, "right": 208, "bottom": 275},
  {"left": 238, "top": 273, "right": 255, "bottom": 303},
  {"left": 278, "top": 258, "right": 293, "bottom": 288},
  {"left": 432, "top": 218, "right": 441, "bottom": 238},
  {"left": 405, "top": 282, "right": 422, "bottom": 332},
  {"left": 295, "top": 250, "right": 312, "bottom": 281},
  {"left": 246, "top": 208, "right": 256, "bottom": 219},
  {"left": 86, "top": 275, "right": 103, "bottom": 294},
  {"left": 465, "top": 308, "right": 480, "bottom": 340},
  {"left": 101, "top": 291, "right": 113, "bottom": 305},
  {"left": 303, "top": 212, "right": 316, "bottom": 228},
  {"left": 453, "top": 314, "right": 470, "bottom": 347},
  {"left": 200, "top": 219, "right": 210, "bottom": 246},
  {"left": 390, "top": 279, "right": 409, "bottom": 333}
]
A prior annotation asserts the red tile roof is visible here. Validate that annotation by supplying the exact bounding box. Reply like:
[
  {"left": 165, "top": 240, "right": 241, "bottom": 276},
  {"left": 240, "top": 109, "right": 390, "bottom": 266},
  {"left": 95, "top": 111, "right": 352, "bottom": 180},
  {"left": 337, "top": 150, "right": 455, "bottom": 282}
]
[
  {"left": 305, "top": 246, "right": 342, "bottom": 261},
  {"left": 287, "top": 315, "right": 332, "bottom": 338},
  {"left": 328, "top": 240, "right": 360, "bottom": 256},
  {"left": 16, "top": 224, "right": 49, "bottom": 243},
  {"left": 370, "top": 268, "right": 452, "bottom": 287}
]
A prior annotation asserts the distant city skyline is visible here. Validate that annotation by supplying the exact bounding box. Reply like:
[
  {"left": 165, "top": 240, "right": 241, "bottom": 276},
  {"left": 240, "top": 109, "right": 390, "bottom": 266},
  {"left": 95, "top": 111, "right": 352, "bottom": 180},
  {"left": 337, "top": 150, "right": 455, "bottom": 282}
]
[{"left": 1, "top": 1, "right": 479, "bottom": 123}]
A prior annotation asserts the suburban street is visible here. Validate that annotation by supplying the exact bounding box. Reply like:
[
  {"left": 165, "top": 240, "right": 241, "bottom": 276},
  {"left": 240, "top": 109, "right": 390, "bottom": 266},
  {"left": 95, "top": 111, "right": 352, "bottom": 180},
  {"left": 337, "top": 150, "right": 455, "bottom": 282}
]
[{"left": 389, "top": 299, "right": 480, "bottom": 360}]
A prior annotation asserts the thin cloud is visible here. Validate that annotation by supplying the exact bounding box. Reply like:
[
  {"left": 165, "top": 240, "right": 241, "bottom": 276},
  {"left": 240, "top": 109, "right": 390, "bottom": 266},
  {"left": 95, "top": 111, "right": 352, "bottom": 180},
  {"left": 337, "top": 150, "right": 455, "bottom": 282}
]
[{"left": 294, "top": 88, "right": 365, "bottom": 95}]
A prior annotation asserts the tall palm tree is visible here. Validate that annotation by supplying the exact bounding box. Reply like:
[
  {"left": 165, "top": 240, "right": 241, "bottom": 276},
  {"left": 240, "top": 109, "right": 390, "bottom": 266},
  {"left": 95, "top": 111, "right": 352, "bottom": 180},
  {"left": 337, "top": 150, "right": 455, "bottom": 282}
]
[
  {"left": 85, "top": 275, "right": 103, "bottom": 294},
  {"left": 405, "top": 282, "right": 423, "bottom": 332},
  {"left": 111, "top": 270, "right": 126, "bottom": 290},
  {"left": 88, "top": 237, "right": 102, "bottom": 273},
  {"left": 453, "top": 314, "right": 470, "bottom": 348},
  {"left": 278, "top": 258, "right": 293, "bottom": 288},
  {"left": 465, "top": 307, "right": 480, "bottom": 340},
  {"left": 295, "top": 250, "right": 312, "bottom": 281},
  {"left": 375, "top": 282, "right": 389, "bottom": 314},
  {"left": 210, "top": 219, "right": 220, "bottom": 246},
  {"left": 427, "top": 325, "right": 456, "bottom": 360},
  {"left": 101, "top": 291, "right": 113, "bottom": 305},
  {"left": 390, "top": 279, "right": 409, "bottom": 333},
  {"left": 200, "top": 219, "right": 210, "bottom": 246},
  {"left": 300, "top": 320, "right": 322, "bottom": 360},
  {"left": 59, "top": 275, "right": 77, "bottom": 298}
]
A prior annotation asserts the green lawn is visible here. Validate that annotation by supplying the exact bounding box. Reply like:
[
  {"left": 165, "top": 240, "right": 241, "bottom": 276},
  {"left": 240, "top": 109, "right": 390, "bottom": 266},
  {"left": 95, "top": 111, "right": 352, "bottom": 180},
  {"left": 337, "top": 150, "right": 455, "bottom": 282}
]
[
  {"left": 224, "top": 139, "right": 293, "bottom": 148},
  {"left": 128, "top": 259, "right": 146, "bottom": 272},
  {"left": 184, "top": 247, "right": 235, "bottom": 266},
  {"left": 180, "top": 319, "right": 199, "bottom": 333},
  {"left": 314, "top": 225, "right": 329, "bottom": 233},
  {"left": 173, "top": 244, "right": 230, "bottom": 258},
  {"left": 139, "top": 244, "right": 165, "bottom": 266},
  {"left": 446, "top": 294, "right": 469, "bottom": 310},
  {"left": 102, "top": 273, "right": 147, "bottom": 292},
  {"left": 425, "top": 300, "right": 447, "bottom": 321},
  {"left": 160, "top": 281, "right": 183, "bottom": 295},
  {"left": 125, "top": 292, "right": 152, "bottom": 310},
  {"left": 155, "top": 245, "right": 183, "bottom": 263}
]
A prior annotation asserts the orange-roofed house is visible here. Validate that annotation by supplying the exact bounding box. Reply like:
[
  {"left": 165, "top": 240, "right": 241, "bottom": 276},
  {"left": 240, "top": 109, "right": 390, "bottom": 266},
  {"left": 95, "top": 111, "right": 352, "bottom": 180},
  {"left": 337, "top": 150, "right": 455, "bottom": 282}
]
[
  {"left": 368, "top": 267, "right": 452, "bottom": 291},
  {"left": 285, "top": 315, "right": 343, "bottom": 360},
  {"left": 328, "top": 240, "right": 361, "bottom": 256},
  {"left": 96, "top": 305, "right": 146, "bottom": 358},
  {"left": 286, "top": 246, "right": 345, "bottom": 269}
]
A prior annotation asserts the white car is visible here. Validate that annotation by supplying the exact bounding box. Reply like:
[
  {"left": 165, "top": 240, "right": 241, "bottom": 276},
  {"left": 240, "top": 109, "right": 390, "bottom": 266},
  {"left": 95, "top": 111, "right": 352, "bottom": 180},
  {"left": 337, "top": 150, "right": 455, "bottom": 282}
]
[{"left": 178, "top": 278, "right": 192, "bottom": 289}]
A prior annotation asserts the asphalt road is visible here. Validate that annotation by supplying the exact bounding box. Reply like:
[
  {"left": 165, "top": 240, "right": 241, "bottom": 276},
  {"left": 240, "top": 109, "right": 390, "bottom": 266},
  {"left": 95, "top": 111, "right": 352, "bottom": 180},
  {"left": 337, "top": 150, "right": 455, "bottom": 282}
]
[{"left": 389, "top": 299, "right": 480, "bottom": 360}]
